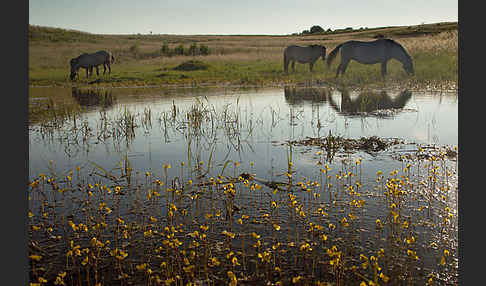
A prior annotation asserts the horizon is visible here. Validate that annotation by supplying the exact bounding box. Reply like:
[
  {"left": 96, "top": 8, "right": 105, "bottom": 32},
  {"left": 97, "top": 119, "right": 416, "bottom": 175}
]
[
  {"left": 29, "top": 1, "right": 457, "bottom": 36},
  {"left": 30, "top": 20, "right": 458, "bottom": 37}
]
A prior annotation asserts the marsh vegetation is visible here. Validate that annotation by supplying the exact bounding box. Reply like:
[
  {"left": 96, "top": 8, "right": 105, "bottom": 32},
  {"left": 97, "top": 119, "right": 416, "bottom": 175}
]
[{"left": 29, "top": 86, "right": 458, "bottom": 285}]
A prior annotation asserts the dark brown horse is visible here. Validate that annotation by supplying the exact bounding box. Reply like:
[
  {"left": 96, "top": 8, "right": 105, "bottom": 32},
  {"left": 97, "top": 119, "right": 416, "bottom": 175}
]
[
  {"left": 284, "top": 45, "right": 326, "bottom": 73},
  {"left": 70, "top": 50, "right": 115, "bottom": 80},
  {"left": 327, "top": 39, "right": 414, "bottom": 78}
]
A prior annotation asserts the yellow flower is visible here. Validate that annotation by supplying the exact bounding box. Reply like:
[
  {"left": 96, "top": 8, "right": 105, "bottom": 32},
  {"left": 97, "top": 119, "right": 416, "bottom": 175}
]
[
  {"left": 402, "top": 220, "right": 409, "bottom": 228},
  {"left": 320, "top": 234, "right": 328, "bottom": 242},
  {"left": 300, "top": 242, "right": 312, "bottom": 252},
  {"left": 292, "top": 276, "right": 302, "bottom": 284},
  {"left": 81, "top": 256, "right": 89, "bottom": 266},
  {"left": 222, "top": 230, "right": 236, "bottom": 239},
  {"left": 29, "top": 254, "right": 42, "bottom": 261},
  {"left": 405, "top": 236, "right": 416, "bottom": 245},
  {"left": 379, "top": 272, "right": 390, "bottom": 283},
  {"left": 136, "top": 263, "right": 148, "bottom": 271},
  {"left": 376, "top": 219, "right": 383, "bottom": 228},
  {"left": 144, "top": 229, "right": 153, "bottom": 237},
  {"left": 440, "top": 255, "right": 446, "bottom": 265},
  {"left": 231, "top": 256, "right": 240, "bottom": 266},
  {"left": 273, "top": 224, "right": 281, "bottom": 231},
  {"left": 54, "top": 276, "right": 65, "bottom": 285},
  {"left": 340, "top": 217, "right": 349, "bottom": 227},
  {"left": 227, "top": 271, "right": 237, "bottom": 286},
  {"left": 208, "top": 257, "right": 220, "bottom": 267}
]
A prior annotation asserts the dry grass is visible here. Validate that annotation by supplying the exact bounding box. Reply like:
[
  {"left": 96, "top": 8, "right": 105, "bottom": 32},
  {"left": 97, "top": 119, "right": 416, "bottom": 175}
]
[{"left": 29, "top": 23, "right": 458, "bottom": 87}]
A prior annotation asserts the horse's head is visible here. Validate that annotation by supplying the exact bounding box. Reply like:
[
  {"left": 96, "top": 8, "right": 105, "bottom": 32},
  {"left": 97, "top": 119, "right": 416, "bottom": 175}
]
[
  {"left": 402, "top": 57, "right": 414, "bottom": 76},
  {"left": 69, "top": 58, "right": 79, "bottom": 81}
]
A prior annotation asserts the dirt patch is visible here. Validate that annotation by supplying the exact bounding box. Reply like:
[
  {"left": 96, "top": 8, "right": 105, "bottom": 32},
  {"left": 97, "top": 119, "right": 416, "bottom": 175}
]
[{"left": 173, "top": 60, "right": 209, "bottom": 71}]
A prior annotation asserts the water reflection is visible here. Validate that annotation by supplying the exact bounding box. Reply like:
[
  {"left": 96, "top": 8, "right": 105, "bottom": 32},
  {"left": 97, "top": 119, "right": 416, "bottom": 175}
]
[
  {"left": 328, "top": 88, "right": 412, "bottom": 117},
  {"left": 283, "top": 86, "right": 329, "bottom": 106},
  {"left": 71, "top": 87, "right": 116, "bottom": 110}
]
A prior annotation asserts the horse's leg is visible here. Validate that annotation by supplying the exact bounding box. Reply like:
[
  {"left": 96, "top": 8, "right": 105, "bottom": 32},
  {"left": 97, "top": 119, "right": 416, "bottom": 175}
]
[
  {"left": 95, "top": 66, "right": 100, "bottom": 76},
  {"left": 107, "top": 63, "right": 111, "bottom": 74},
  {"left": 309, "top": 62, "right": 314, "bottom": 72},
  {"left": 86, "top": 67, "right": 90, "bottom": 78},
  {"left": 291, "top": 61, "right": 295, "bottom": 72},
  {"left": 381, "top": 61, "right": 387, "bottom": 78},
  {"left": 340, "top": 59, "right": 351, "bottom": 76},
  {"left": 335, "top": 62, "right": 342, "bottom": 78}
]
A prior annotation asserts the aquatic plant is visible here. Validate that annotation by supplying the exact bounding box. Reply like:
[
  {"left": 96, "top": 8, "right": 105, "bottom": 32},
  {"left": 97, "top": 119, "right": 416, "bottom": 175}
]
[{"left": 28, "top": 144, "right": 458, "bottom": 285}]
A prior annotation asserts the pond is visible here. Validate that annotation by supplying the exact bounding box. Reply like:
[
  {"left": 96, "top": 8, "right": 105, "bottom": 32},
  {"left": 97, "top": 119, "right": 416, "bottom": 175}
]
[
  {"left": 28, "top": 86, "right": 458, "bottom": 285},
  {"left": 29, "top": 86, "right": 457, "bottom": 179}
]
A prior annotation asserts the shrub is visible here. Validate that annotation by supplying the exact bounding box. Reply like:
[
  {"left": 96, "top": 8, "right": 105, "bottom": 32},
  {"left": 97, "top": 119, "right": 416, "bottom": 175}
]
[
  {"left": 173, "top": 60, "right": 209, "bottom": 71},
  {"left": 129, "top": 42, "right": 140, "bottom": 58},
  {"left": 199, "top": 44, "right": 210, "bottom": 55},
  {"left": 174, "top": 44, "right": 184, "bottom": 56},
  {"left": 160, "top": 42, "right": 170, "bottom": 56},
  {"left": 310, "top": 25, "right": 325, "bottom": 34},
  {"left": 187, "top": 43, "right": 198, "bottom": 56}
]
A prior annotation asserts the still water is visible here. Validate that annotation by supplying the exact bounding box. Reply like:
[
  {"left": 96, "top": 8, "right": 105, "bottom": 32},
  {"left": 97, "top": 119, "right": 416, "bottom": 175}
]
[
  {"left": 28, "top": 86, "right": 458, "bottom": 283},
  {"left": 29, "top": 86, "right": 457, "bottom": 182}
]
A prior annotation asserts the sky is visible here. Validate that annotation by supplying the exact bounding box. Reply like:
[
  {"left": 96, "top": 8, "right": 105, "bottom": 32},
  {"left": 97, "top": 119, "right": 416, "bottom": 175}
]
[{"left": 29, "top": 0, "right": 458, "bottom": 35}]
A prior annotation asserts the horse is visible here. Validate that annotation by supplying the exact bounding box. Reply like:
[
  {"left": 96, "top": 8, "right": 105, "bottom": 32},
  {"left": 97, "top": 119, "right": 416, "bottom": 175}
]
[
  {"left": 69, "top": 50, "right": 115, "bottom": 81},
  {"left": 326, "top": 39, "right": 414, "bottom": 78},
  {"left": 283, "top": 45, "right": 326, "bottom": 73}
]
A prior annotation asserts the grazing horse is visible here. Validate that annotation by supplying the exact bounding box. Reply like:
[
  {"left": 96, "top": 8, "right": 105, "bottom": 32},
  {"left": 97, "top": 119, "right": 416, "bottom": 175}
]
[
  {"left": 326, "top": 39, "right": 414, "bottom": 78},
  {"left": 70, "top": 50, "right": 115, "bottom": 81},
  {"left": 284, "top": 45, "right": 326, "bottom": 73}
]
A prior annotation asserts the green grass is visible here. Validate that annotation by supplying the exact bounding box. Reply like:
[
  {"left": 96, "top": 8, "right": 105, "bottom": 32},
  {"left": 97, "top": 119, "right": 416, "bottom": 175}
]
[{"left": 29, "top": 24, "right": 458, "bottom": 89}]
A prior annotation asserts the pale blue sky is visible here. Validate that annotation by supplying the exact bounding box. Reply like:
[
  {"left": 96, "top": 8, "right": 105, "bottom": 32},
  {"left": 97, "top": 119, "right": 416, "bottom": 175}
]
[{"left": 29, "top": 0, "right": 458, "bottom": 35}]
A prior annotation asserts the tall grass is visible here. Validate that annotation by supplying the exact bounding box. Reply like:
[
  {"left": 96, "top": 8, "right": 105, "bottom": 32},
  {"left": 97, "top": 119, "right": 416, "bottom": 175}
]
[{"left": 29, "top": 25, "right": 458, "bottom": 88}]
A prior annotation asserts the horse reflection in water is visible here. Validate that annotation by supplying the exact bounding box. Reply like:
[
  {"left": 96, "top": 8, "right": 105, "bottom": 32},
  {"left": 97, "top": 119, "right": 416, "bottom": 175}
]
[
  {"left": 71, "top": 87, "right": 116, "bottom": 110},
  {"left": 283, "top": 86, "right": 329, "bottom": 106},
  {"left": 284, "top": 87, "right": 412, "bottom": 117},
  {"left": 328, "top": 88, "right": 412, "bottom": 117}
]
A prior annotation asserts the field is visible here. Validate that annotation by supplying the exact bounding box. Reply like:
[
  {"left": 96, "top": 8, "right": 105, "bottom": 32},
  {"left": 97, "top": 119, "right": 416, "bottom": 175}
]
[
  {"left": 29, "top": 22, "right": 458, "bottom": 89},
  {"left": 28, "top": 22, "right": 459, "bottom": 286}
]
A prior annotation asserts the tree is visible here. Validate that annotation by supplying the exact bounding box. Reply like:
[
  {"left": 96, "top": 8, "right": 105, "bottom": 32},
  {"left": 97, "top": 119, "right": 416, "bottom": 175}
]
[{"left": 310, "top": 25, "right": 325, "bottom": 34}]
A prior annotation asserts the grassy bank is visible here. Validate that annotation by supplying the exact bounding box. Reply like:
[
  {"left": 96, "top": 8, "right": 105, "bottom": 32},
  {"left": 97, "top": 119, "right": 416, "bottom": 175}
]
[{"left": 29, "top": 23, "right": 457, "bottom": 89}]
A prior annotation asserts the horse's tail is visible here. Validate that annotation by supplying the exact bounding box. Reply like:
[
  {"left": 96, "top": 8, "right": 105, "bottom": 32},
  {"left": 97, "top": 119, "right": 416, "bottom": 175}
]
[{"left": 327, "top": 43, "right": 343, "bottom": 68}]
